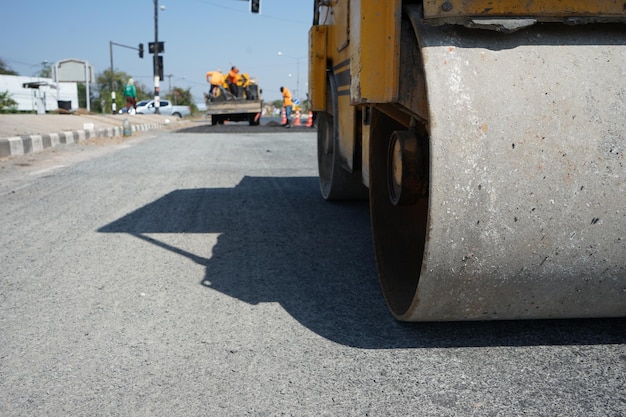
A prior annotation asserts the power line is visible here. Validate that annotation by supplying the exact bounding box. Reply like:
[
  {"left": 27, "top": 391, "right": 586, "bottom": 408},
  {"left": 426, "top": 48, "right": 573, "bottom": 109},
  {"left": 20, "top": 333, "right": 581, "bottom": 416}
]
[{"left": 191, "top": 0, "right": 309, "bottom": 24}]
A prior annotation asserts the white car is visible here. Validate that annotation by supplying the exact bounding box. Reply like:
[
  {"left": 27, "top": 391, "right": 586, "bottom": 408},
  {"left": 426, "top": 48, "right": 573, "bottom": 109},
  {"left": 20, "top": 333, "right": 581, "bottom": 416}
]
[{"left": 135, "top": 99, "right": 191, "bottom": 118}]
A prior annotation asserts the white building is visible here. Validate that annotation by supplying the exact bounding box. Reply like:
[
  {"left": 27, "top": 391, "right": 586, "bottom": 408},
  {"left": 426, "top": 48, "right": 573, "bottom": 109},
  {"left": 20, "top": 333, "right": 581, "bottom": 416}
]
[{"left": 0, "top": 74, "right": 79, "bottom": 113}]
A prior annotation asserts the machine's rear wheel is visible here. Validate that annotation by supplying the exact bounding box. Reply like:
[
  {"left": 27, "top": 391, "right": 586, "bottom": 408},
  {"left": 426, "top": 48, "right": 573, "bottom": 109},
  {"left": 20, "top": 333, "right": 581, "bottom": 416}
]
[{"left": 317, "top": 75, "right": 367, "bottom": 200}]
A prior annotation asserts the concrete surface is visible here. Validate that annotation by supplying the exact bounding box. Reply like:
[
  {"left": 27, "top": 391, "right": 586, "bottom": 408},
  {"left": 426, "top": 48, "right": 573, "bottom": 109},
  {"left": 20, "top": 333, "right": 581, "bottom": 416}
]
[
  {"left": 0, "top": 113, "right": 190, "bottom": 158},
  {"left": 1, "top": 129, "right": 624, "bottom": 416}
]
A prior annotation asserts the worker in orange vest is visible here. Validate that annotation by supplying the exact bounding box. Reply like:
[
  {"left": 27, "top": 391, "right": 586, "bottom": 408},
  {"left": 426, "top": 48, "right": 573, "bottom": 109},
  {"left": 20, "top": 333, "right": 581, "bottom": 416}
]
[
  {"left": 226, "top": 66, "right": 240, "bottom": 97},
  {"left": 280, "top": 86, "right": 293, "bottom": 128}
]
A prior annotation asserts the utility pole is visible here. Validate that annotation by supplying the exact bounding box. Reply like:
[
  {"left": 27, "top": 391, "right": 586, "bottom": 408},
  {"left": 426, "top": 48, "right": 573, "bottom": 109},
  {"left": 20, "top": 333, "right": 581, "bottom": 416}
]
[
  {"left": 110, "top": 41, "right": 116, "bottom": 114},
  {"left": 153, "top": 0, "right": 160, "bottom": 114},
  {"left": 278, "top": 52, "right": 305, "bottom": 102}
]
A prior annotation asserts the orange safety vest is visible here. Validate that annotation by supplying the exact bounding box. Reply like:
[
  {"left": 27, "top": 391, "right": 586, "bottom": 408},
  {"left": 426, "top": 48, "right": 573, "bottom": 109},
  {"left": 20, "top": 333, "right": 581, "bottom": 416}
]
[
  {"left": 282, "top": 87, "right": 293, "bottom": 107},
  {"left": 227, "top": 69, "right": 238, "bottom": 84}
]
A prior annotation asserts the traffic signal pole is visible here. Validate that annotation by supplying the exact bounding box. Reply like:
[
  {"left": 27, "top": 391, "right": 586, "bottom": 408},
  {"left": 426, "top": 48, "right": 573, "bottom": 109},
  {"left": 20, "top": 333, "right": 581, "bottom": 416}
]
[
  {"left": 153, "top": 0, "right": 160, "bottom": 114},
  {"left": 109, "top": 41, "right": 144, "bottom": 114}
]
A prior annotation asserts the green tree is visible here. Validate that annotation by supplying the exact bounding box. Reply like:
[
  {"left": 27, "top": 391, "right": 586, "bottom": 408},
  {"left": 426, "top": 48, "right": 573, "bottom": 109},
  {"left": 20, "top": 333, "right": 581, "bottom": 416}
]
[
  {"left": 166, "top": 86, "right": 198, "bottom": 113},
  {"left": 0, "top": 58, "right": 18, "bottom": 75},
  {"left": 38, "top": 61, "right": 52, "bottom": 78},
  {"left": 92, "top": 69, "right": 152, "bottom": 113},
  {"left": 92, "top": 68, "right": 128, "bottom": 113},
  {"left": 0, "top": 91, "right": 18, "bottom": 113},
  {"left": 77, "top": 83, "right": 88, "bottom": 109},
  {"left": 134, "top": 81, "right": 152, "bottom": 102}
]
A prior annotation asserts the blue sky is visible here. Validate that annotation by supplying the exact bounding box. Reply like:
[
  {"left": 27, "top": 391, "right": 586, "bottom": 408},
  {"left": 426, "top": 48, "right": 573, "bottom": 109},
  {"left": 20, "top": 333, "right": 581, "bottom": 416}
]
[{"left": 0, "top": 0, "right": 313, "bottom": 103}]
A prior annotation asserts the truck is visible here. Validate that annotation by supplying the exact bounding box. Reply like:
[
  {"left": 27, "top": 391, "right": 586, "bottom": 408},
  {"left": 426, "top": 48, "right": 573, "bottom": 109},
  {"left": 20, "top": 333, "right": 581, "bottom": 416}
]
[
  {"left": 308, "top": 1, "right": 626, "bottom": 321},
  {"left": 135, "top": 99, "right": 191, "bottom": 118},
  {"left": 204, "top": 76, "right": 262, "bottom": 126}
]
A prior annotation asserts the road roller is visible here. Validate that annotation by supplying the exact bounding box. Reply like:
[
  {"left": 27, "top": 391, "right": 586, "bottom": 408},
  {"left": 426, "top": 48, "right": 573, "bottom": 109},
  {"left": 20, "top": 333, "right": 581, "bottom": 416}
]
[{"left": 308, "top": 1, "right": 626, "bottom": 321}]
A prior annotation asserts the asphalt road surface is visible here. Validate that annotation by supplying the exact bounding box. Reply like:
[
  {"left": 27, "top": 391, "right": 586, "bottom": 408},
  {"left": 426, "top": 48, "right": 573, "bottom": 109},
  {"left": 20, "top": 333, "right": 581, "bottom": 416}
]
[{"left": 0, "top": 127, "right": 624, "bottom": 416}]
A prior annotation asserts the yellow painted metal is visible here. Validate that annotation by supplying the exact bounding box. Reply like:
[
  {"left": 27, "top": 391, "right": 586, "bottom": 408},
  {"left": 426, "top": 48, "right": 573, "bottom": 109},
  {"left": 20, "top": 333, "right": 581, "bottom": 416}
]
[
  {"left": 424, "top": 0, "right": 626, "bottom": 18},
  {"left": 310, "top": 0, "right": 404, "bottom": 175},
  {"left": 310, "top": 0, "right": 403, "bottom": 105},
  {"left": 332, "top": 0, "right": 350, "bottom": 55},
  {"left": 349, "top": 0, "right": 402, "bottom": 104},
  {"left": 308, "top": 25, "right": 328, "bottom": 112},
  {"left": 335, "top": 58, "right": 357, "bottom": 172}
]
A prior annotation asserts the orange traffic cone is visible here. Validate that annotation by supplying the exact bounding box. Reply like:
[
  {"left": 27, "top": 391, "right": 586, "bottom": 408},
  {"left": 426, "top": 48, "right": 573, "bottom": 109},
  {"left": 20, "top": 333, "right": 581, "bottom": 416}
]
[
  {"left": 294, "top": 110, "right": 301, "bottom": 126},
  {"left": 281, "top": 108, "right": 286, "bottom": 125},
  {"left": 306, "top": 111, "right": 313, "bottom": 127}
]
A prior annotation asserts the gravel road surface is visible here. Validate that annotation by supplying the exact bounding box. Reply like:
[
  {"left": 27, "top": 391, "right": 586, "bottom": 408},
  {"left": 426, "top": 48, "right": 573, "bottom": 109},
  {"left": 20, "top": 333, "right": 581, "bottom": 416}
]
[{"left": 0, "top": 128, "right": 624, "bottom": 416}]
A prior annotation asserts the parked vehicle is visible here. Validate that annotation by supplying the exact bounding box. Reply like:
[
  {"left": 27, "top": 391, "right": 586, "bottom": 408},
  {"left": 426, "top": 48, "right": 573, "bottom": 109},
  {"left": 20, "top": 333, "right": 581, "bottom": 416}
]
[
  {"left": 135, "top": 99, "right": 191, "bottom": 118},
  {"left": 204, "top": 77, "right": 262, "bottom": 126}
]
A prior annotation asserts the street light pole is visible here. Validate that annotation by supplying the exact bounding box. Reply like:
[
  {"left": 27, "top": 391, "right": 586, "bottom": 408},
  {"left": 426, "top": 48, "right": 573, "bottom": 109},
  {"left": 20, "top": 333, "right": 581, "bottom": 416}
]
[
  {"left": 277, "top": 52, "right": 305, "bottom": 102},
  {"left": 110, "top": 41, "right": 116, "bottom": 114},
  {"left": 296, "top": 58, "right": 300, "bottom": 102},
  {"left": 153, "top": 0, "right": 160, "bottom": 114}
]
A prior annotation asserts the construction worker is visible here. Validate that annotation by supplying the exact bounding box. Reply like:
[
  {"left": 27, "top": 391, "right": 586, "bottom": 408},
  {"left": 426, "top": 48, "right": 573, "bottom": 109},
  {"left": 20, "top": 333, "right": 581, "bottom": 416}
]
[
  {"left": 227, "top": 66, "right": 240, "bottom": 97},
  {"left": 280, "top": 86, "right": 293, "bottom": 128},
  {"left": 123, "top": 78, "right": 137, "bottom": 113},
  {"left": 206, "top": 69, "right": 227, "bottom": 98}
]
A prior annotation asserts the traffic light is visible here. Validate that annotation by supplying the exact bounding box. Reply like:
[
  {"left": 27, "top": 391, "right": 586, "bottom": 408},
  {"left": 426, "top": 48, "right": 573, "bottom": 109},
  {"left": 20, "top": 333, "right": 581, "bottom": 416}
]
[
  {"left": 148, "top": 42, "right": 165, "bottom": 54},
  {"left": 250, "top": 0, "right": 260, "bottom": 13},
  {"left": 154, "top": 55, "right": 164, "bottom": 81},
  {"left": 138, "top": 43, "right": 144, "bottom": 59}
]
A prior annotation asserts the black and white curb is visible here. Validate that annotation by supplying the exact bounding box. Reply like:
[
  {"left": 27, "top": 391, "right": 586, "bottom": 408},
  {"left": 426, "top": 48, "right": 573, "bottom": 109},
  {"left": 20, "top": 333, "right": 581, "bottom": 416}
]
[{"left": 0, "top": 122, "right": 165, "bottom": 158}]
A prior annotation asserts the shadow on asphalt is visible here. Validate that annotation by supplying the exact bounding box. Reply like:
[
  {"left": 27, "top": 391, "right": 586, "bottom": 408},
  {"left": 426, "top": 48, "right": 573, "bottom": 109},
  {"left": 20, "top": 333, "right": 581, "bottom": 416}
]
[{"left": 98, "top": 176, "right": 626, "bottom": 349}]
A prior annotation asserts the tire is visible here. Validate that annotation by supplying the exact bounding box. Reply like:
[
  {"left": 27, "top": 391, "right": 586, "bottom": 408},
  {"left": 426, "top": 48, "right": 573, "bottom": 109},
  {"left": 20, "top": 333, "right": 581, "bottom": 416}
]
[
  {"left": 317, "top": 75, "right": 368, "bottom": 200},
  {"left": 248, "top": 113, "right": 259, "bottom": 126}
]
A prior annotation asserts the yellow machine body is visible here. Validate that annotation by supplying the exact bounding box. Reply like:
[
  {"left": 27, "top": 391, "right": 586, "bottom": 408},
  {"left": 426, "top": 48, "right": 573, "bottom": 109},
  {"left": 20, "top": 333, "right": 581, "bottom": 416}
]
[
  {"left": 309, "top": 0, "right": 626, "bottom": 321},
  {"left": 422, "top": 0, "right": 626, "bottom": 19}
]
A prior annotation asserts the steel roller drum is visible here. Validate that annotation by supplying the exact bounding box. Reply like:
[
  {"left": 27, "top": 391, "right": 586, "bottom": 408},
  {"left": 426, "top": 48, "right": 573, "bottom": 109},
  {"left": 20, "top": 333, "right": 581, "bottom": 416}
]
[{"left": 391, "top": 18, "right": 625, "bottom": 320}]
